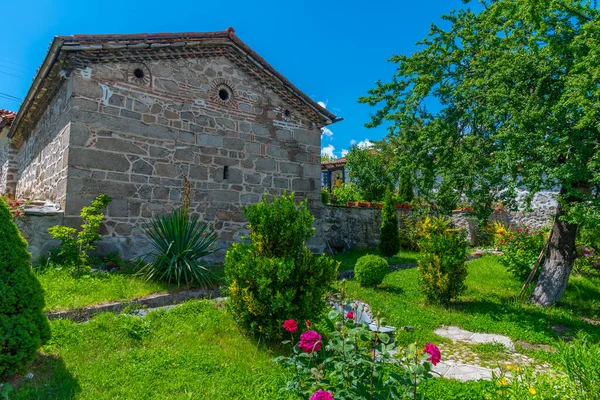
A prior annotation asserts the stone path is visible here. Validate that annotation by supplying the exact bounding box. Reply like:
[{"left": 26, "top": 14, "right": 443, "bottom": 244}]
[{"left": 432, "top": 326, "right": 552, "bottom": 381}]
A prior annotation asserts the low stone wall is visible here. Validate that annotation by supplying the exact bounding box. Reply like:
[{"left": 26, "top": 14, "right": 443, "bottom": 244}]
[{"left": 16, "top": 212, "right": 63, "bottom": 262}]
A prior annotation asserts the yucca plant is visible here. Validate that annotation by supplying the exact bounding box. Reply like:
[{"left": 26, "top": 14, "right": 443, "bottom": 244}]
[{"left": 139, "top": 208, "right": 219, "bottom": 288}]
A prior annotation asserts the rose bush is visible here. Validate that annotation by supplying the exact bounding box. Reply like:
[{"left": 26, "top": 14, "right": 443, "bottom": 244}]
[{"left": 274, "top": 295, "right": 438, "bottom": 399}]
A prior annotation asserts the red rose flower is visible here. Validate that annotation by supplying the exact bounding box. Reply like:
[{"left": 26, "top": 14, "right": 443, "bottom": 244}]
[
  {"left": 424, "top": 343, "right": 441, "bottom": 366},
  {"left": 305, "top": 320, "right": 311, "bottom": 328},
  {"left": 298, "top": 330, "right": 322, "bottom": 353},
  {"left": 282, "top": 319, "right": 298, "bottom": 333},
  {"left": 310, "top": 389, "right": 334, "bottom": 400},
  {"left": 346, "top": 311, "right": 355, "bottom": 320}
]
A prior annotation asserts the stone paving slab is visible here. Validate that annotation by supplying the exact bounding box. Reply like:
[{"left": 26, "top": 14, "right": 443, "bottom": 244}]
[
  {"left": 434, "top": 326, "right": 515, "bottom": 351},
  {"left": 434, "top": 361, "right": 496, "bottom": 382}
]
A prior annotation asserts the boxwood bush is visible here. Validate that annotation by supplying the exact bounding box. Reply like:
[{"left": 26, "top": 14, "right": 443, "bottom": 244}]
[
  {"left": 0, "top": 199, "right": 50, "bottom": 379},
  {"left": 224, "top": 193, "right": 339, "bottom": 341},
  {"left": 354, "top": 254, "right": 389, "bottom": 287}
]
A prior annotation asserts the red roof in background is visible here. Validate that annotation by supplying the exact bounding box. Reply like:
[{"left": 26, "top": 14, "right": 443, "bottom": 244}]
[
  {"left": 0, "top": 109, "right": 16, "bottom": 129},
  {"left": 321, "top": 157, "right": 346, "bottom": 169}
]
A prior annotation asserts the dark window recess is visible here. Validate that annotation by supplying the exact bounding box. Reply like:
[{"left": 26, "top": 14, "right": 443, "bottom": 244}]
[
  {"left": 133, "top": 68, "right": 145, "bottom": 79},
  {"left": 223, "top": 166, "right": 229, "bottom": 180},
  {"left": 219, "top": 88, "right": 230, "bottom": 101},
  {"left": 284, "top": 109, "right": 291, "bottom": 118}
]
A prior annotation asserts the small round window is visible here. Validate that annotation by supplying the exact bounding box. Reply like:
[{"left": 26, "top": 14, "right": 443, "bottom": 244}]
[
  {"left": 219, "top": 88, "right": 230, "bottom": 101},
  {"left": 216, "top": 84, "right": 233, "bottom": 104},
  {"left": 133, "top": 68, "right": 145, "bottom": 79}
]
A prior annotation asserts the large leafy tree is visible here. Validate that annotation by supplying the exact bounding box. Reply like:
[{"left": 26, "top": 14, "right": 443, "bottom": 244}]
[
  {"left": 360, "top": 0, "right": 600, "bottom": 306},
  {"left": 345, "top": 144, "right": 399, "bottom": 202}
]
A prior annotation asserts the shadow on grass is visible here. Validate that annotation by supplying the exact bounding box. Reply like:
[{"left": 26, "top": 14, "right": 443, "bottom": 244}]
[
  {"left": 376, "top": 285, "right": 405, "bottom": 296},
  {"left": 449, "top": 298, "right": 600, "bottom": 342},
  {"left": 12, "top": 354, "right": 80, "bottom": 400}
]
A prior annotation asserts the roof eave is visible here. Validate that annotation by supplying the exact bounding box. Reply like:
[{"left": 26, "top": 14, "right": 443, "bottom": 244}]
[{"left": 8, "top": 37, "right": 64, "bottom": 139}]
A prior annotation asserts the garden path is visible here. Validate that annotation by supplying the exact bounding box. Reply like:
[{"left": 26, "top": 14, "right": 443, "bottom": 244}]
[{"left": 432, "top": 326, "right": 552, "bottom": 381}]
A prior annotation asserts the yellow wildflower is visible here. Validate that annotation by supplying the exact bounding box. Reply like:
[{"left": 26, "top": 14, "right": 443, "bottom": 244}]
[
  {"left": 499, "top": 377, "right": 509, "bottom": 386},
  {"left": 528, "top": 388, "right": 537, "bottom": 395}
]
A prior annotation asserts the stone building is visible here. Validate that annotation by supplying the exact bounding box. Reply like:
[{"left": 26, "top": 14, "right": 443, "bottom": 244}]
[
  {"left": 0, "top": 109, "right": 17, "bottom": 195},
  {"left": 3, "top": 28, "right": 340, "bottom": 259}
]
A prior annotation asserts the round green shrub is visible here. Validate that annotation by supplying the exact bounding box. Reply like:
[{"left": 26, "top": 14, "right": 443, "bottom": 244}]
[
  {"left": 0, "top": 200, "right": 51, "bottom": 379},
  {"left": 354, "top": 255, "right": 389, "bottom": 287}
]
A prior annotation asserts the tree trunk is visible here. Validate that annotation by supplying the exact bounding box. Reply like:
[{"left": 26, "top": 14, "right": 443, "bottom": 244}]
[{"left": 529, "top": 202, "right": 578, "bottom": 307}]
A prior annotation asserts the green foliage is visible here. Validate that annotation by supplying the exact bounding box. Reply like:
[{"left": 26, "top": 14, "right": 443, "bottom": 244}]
[
  {"left": 244, "top": 192, "right": 315, "bottom": 258},
  {"left": 573, "top": 245, "right": 600, "bottom": 276},
  {"left": 556, "top": 333, "right": 600, "bottom": 397},
  {"left": 396, "top": 171, "right": 414, "bottom": 204},
  {"left": 495, "top": 226, "right": 547, "bottom": 281},
  {"left": 345, "top": 145, "right": 397, "bottom": 202},
  {"left": 274, "top": 305, "right": 436, "bottom": 399},
  {"left": 379, "top": 186, "right": 400, "bottom": 257},
  {"left": 224, "top": 193, "right": 338, "bottom": 341},
  {"left": 320, "top": 188, "right": 330, "bottom": 205},
  {"left": 0, "top": 199, "right": 50, "bottom": 379},
  {"left": 354, "top": 254, "right": 389, "bottom": 287},
  {"left": 416, "top": 216, "right": 469, "bottom": 304},
  {"left": 139, "top": 208, "right": 218, "bottom": 288},
  {"left": 48, "top": 194, "right": 111, "bottom": 273},
  {"left": 360, "top": 0, "right": 600, "bottom": 301},
  {"left": 331, "top": 183, "right": 361, "bottom": 205}
]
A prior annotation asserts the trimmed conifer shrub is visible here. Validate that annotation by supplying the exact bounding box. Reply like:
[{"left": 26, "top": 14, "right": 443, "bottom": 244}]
[
  {"left": 379, "top": 186, "right": 400, "bottom": 257},
  {"left": 224, "top": 193, "right": 339, "bottom": 341},
  {"left": 416, "top": 216, "right": 469, "bottom": 304},
  {"left": 397, "top": 172, "right": 414, "bottom": 204},
  {"left": 0, "top": 199, "right": 50, "bottom": 379}
]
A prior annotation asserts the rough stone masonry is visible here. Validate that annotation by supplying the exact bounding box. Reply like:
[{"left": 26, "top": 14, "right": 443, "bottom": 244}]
[{"left": 1, "top": 29, "right": 340, "bottom": 260}]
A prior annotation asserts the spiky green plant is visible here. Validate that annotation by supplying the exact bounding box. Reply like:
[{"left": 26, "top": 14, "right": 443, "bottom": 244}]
[{"left": 139, "top": 209, "right": 219, "bottom": 288}]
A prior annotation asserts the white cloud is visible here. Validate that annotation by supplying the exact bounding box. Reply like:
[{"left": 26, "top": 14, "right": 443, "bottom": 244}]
[
  {"left": 341, "top": 149, "right": 349, "bottom": 157},
  {"left": 350, "top": 139, "right": 357, "bottom": 146},
  {"left": 321, "top": 144, "right": 335, "bottom": 158},
  {"left": 321, "top": 127, "right": 333, "bottom": 138},
  {"left": 357, "top": 139, "right": 374, "bottom": 149},
  {"left": 317, "top": 101, "right": 327, "bottom": 109}
]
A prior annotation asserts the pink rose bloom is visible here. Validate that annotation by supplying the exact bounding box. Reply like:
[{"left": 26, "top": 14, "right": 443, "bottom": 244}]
[
  {"left": 310, "top": 389, "right": 334, "bottom": 400},
  {"left": 282, "top": 319, "right": 298, "bottom": 333},
  {"left": 346, "top": 311, "right": 355, "bottom": 320},
  {"left": 424, "top": 343, "right": 441, "bottom": 366},
  {"left": 298, "top": 330, "right": 322, "bottom": 353}
]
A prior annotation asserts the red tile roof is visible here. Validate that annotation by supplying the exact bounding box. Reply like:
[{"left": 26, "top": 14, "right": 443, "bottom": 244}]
[
  {"left": 0, "top": 109, "right": 16, "bottom": 129},
  {"left": 321, "top": 157, "right": 346, "bottom": 169}
]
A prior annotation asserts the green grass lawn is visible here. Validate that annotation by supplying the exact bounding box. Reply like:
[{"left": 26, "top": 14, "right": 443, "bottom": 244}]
[
  {"left": 14, "top": 301, "right": 293, "bottom": 400},
  {"left": 36, "top": 268, "right": 176, "bottom": 312},
  {"left": 14, "top": 251, "right": 598, "bottom": 399},
  {"left": 337, "top": 254, "right": 600, "bottom": 348},
  {"left": 333, "top": 248, "right": 419, "bottom": 274}
]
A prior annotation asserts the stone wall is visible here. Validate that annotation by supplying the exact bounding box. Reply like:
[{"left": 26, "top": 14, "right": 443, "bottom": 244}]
[
  {"left": 16, "top": 212, "right": 64, "bottom": 262},
  {"left": 65, "top": 55, "right": 322, "bottom": 260},
  {"left": 314, "top": 205, "right": 412, "bottom": 253},
  {"left": 13, "top": 80, "right": 72, "bottom": 207},
  {"left": 318, "top": 195, "right": 557, "bottom": 252}
]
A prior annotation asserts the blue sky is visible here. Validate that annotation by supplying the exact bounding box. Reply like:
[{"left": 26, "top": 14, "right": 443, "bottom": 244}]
[{"left": 0, "top": 0, "right": 469, "bottom": 158}]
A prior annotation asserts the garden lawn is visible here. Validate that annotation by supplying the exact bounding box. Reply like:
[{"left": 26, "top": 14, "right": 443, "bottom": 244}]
[
  {"left": 13, "top": 300, "right": 293, "bottom": 400},
  {"left": 338, "top": 253, "right": 600, "bottom": 349},
  {"left": 37, "top": 268, "right": 175, "bottom": 312},
  {"left": 334, "top": 248, "right": 419, "bottom": 274}
]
